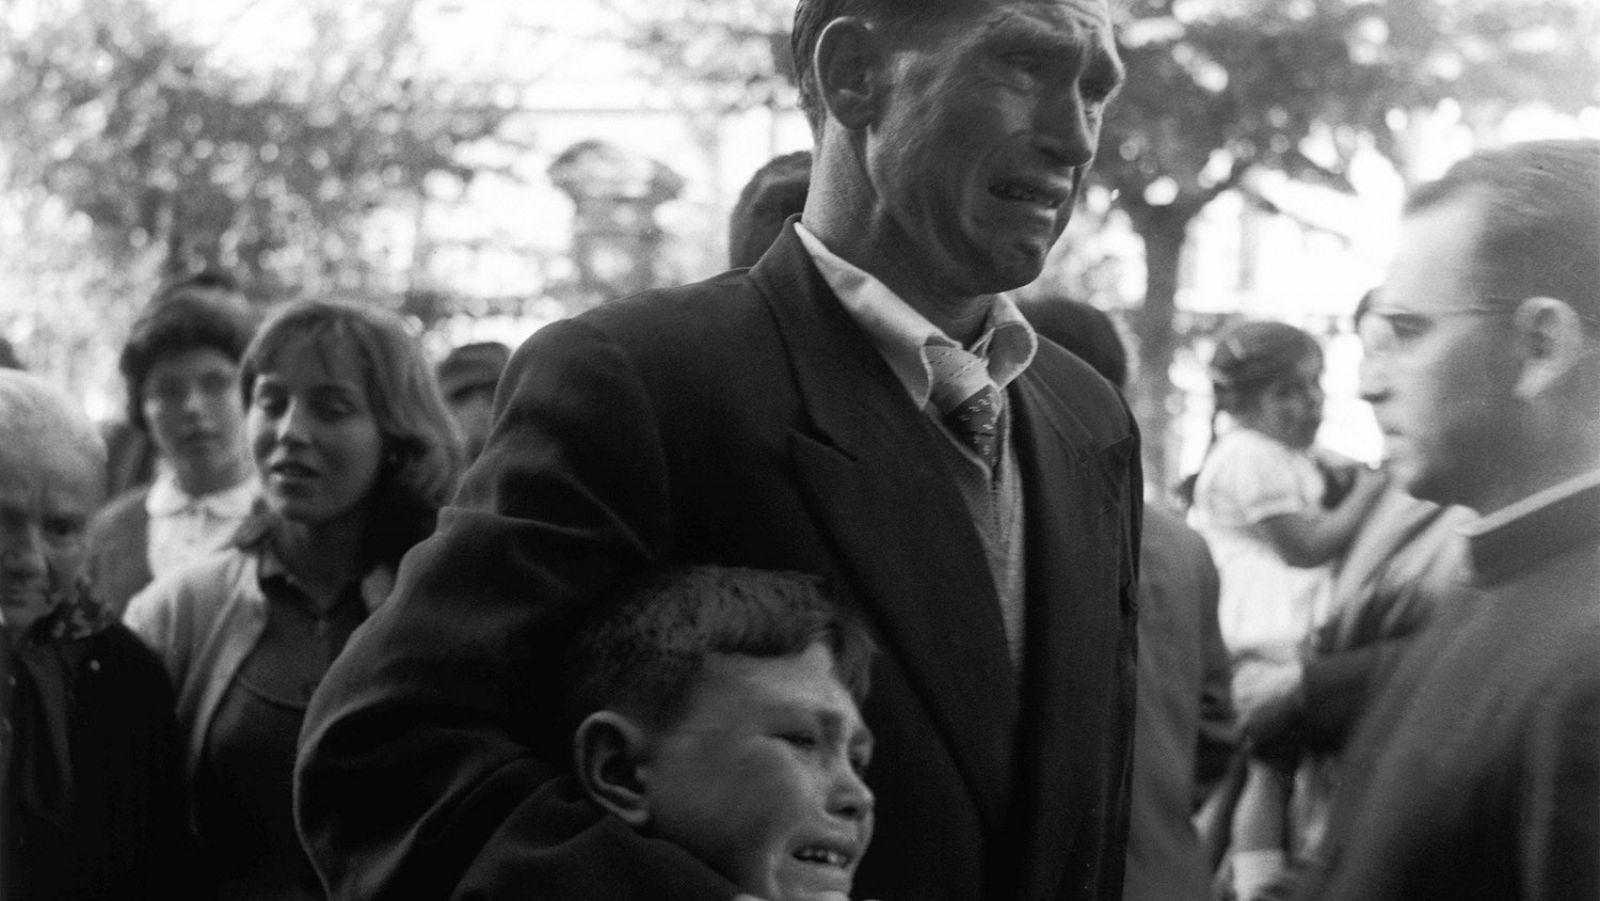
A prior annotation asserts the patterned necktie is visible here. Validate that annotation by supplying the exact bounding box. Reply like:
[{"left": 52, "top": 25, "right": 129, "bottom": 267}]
[{"left": 925, "top": 345, "right": 1001, "bottom": 469}]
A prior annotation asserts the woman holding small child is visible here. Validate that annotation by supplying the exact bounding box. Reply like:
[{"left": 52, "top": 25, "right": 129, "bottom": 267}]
[
  {"left": 125, "top": 300, "right": 461, "bottom": 899},
  {"left": 1186, "top": 320, "right": 1387, "bottom": 901}
]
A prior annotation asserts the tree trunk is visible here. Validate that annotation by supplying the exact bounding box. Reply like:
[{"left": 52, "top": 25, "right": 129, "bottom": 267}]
[{"left": 1126, "top": 204, "right": 1191, "bottom": 505}]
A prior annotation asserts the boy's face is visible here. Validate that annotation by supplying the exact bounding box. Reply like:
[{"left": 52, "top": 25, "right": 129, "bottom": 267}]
[{"left": 641, "top": 642, "right": 875, "bottom": 901}]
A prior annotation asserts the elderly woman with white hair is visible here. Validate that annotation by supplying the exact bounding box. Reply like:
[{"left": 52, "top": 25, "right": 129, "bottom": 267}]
[{"left": 0, "top": 370, "right": 198, "bottom": 900}]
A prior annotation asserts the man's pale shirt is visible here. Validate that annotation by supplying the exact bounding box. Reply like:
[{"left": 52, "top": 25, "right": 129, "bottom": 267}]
[{"left": 795, "top": 222, "right": 1036, "bottom": 664}]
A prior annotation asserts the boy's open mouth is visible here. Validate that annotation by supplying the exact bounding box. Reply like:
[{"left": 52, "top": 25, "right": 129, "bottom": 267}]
[{"left": 793, "top": 846, "right": 852, "bottom": 868}]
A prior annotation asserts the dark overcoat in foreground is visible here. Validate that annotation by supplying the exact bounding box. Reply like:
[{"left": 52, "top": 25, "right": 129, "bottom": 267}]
[{"left": 296, "top": 227, "right": 1143, "bottom": 901}]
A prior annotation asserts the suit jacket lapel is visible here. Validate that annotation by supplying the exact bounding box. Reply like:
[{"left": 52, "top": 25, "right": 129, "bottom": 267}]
[
  {"left": 1009, "top": 367, "right": 1141, "bottom": 897},
  {"left": 751, "top": 228, "right": 1019, "bottom": 835}
]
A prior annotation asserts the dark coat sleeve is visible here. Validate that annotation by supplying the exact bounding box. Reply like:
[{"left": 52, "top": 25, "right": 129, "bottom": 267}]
[
  {"left": 73, "top": 625, "right": 204, "bottom": 900},
  {"left": 295, "top": 316, "right": 737, "bottom": 900},
  {"left": 1514, "top": 664, "right": 1600, "bottom": 899},
  {"left": 1193, "top": 539, "right": 1237, "bottom": 803},
  {"left": 2, "top": 624, "right": 202, "bottom": 901}
]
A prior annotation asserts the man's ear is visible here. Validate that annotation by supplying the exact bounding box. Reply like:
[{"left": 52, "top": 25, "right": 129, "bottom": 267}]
[
  {"left": 814, "top": 17, "right": 884, "bottom": 131},
  {"left": 1512, "top": 296, "right": 1591, "bottom": 400},
  {"left": 573, "top": 710, "right": 652, "bottom": 828}
]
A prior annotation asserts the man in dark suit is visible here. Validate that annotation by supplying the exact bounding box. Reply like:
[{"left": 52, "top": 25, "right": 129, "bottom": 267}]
[
  {"left": 296, "top": 0, "right": 1138, "bottom": 898},
  {"left": 1290, "top": 140, "right": 1600, "bottom": 901}
]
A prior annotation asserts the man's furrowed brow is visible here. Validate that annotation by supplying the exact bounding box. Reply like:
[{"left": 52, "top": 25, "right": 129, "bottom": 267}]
[{"left": 979, "top": 7, "right": 1124, "bottom": 77}]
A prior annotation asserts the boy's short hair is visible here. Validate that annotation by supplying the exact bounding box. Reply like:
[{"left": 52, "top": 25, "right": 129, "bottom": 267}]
[
  {"left": 119, "top": 271, "right": 257, "bottom": 431},
  {"left": 565, "top": 565, "right": 875, "bottom": 731}
]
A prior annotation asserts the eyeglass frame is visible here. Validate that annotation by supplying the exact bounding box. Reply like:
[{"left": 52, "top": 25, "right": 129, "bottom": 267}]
[{"left": 1356, "top": 301, "right": 1519, "bottom": 359}]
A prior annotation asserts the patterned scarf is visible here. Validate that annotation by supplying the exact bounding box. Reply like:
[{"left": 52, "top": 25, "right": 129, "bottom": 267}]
[{"left": 2, "top": 578, "right": 117, "bottom": 831}]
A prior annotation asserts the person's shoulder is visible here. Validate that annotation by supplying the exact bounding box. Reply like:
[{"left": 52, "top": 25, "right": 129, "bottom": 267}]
[
  {"left": 89, "top": 620, "right": 169, "bottom": 674},
  {"left": 128, "top": 545, "right": 256, "bottom": 618},
  {"left": 1208, "top": 428, "right": 1300, "bottom": 469},
  {"left": 512, "top": 269, "right": 784, "bottom": 394},
  {"left": 572, "top": 268, "right": 769, "bottom": 346},
  {"left": 89, "top": 485, "right": 150, "bottom": 534}
]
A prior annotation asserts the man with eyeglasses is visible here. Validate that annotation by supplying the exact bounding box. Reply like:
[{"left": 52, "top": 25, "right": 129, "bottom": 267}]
[{"left": 1289, "top": 139, "right": 1600, "bottom": 901}]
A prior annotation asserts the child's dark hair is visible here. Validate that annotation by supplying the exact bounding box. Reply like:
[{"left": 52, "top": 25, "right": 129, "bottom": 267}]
[
  {"left": 119, "top": 272, "right": 258, "bottom": 432},
  {"left": 1208, "top": 319, "right": 1322, "bottom": 416},
  {"left": 1175, "top": 318, "right": 1323, "bottom": 506},
  {"left": 564, "top": 565, "right": 875, "bottom": 732}
]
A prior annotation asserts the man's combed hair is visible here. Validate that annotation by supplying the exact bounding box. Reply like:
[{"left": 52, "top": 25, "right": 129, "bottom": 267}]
[
  {"left": 565, "top": 565, "right": 875, "bottom": 731},
  {"left": 1406, "top": 139, "right": 1600, "bottom": 333},
  {"left": 790, "top": 0, "right": 953, "bottom": 134}
]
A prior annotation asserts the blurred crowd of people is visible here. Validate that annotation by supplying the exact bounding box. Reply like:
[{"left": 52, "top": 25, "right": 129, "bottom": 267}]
[{"left": 2, "top": 0, "right": 1598, "bottom": 899}]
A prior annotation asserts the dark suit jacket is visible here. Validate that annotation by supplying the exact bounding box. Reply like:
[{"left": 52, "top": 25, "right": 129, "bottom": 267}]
[
  {"left": 1294, "top": 479, "right": 1600, "bottom": 901},
  {"left": 1124, "top": 505, "right": 1233, "bottom": 901},
  {"left": 1, "top": 623, "right": 199, "bottom": 900},
  {"left": 296, "top": 228, "right": 1143, "bottom": 901}
]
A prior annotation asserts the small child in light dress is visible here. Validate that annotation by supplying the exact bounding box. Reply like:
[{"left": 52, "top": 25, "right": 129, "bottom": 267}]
[{"left": 1188, "top": 320, "right": 1387, "bottom": 901}]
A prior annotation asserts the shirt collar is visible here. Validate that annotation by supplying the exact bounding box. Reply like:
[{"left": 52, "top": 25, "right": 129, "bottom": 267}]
[
  {"left": 1461, "top": 467, "right": 1600, "bottom": 538},
  {"left": 794, "top": 223, "right": 1038, "bottom": 408},
  {"left": 145, "top": 469, "right": 260, "bottom": 518},
  {"left": 253, "top": 529, "right": 395, "bottom": 615}
]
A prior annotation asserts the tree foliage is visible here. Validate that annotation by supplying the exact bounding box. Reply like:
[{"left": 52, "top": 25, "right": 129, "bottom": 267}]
[
  {"left": 1098, "top": 0, "right": 1600, "bottom": 488},
  {"left": 0, "top": 0, "right": 510, "bottom": 300},
  {"left": 602, "top": 0, "right": 793, "bottom": 115}
]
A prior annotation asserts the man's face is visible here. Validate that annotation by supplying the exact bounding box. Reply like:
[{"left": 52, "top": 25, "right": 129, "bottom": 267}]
[
  {"left": 1360, "top": 195, "right": 1520, "bottom": 510},
  {"left": 863, "top": 0, "right": 1122, "bottom": 299},
  {"left": 0, "top": 430, "right": 100, "bottom": 633},
  {"left": 142, "top": 346, "right": 250, "bottom": 495},
  {"left": 446, "top": 386, "right": 496, "bottom": 464},
  {"left": 640, "top": 643, "right": 875, "bottom": 901}
]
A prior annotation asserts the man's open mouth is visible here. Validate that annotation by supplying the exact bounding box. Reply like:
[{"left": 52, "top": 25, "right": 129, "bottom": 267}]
[{"left": 990, "top": 180, "right": 1066, "bottom": 208}]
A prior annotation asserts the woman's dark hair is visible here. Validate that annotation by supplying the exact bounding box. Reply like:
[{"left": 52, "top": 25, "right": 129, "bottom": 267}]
[
  {"left": 119, "top": 273, "right": 258, "bottom": 432},
  {"left": 239, "top": 300, "right": 463, "bottom": 566}
]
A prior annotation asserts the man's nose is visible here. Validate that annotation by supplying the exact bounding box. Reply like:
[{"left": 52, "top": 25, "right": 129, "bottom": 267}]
[
  {"left": 180, "top": 382, "right": 209, "bottom": 416},
  {"left": 1358, "top": 351, "right": 1389, "bottom": 405},
  {"left": 1034, "top": 90, "right": 1097, "bottom": 170}
]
